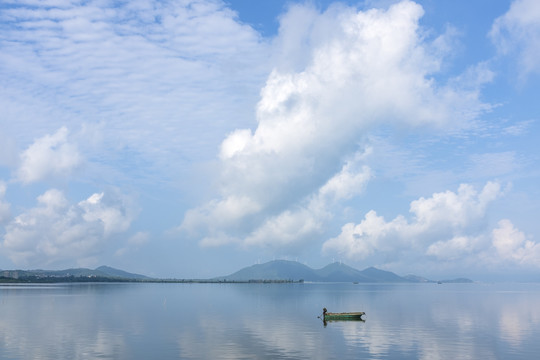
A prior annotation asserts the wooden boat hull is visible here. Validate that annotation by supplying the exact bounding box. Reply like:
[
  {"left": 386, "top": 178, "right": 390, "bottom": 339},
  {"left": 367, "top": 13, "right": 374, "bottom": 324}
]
[{"left": 323, "top": 312, "right": 365, "bottom": 321}]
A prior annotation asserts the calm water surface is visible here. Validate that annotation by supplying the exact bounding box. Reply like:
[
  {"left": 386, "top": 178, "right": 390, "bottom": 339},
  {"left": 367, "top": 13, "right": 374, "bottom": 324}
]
[{"left": 0, "top": 282, "right": 539, "bottom": 359}]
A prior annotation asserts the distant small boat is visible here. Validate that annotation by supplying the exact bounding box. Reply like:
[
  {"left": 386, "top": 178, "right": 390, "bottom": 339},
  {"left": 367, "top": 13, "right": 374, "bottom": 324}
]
[{"left": 322, "top": 308, "right": 365, "bottom": 321}]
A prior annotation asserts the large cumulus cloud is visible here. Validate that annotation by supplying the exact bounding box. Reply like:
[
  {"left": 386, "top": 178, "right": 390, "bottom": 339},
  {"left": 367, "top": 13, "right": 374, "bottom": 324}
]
[{"left": 180, "top": 1, "right": 490, "bottom": 250}]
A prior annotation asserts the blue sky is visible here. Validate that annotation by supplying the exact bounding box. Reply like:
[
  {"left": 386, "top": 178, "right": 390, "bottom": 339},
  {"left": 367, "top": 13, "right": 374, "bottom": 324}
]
[{"left": 1, "top": 0, "right": 539, "bottom": 280}]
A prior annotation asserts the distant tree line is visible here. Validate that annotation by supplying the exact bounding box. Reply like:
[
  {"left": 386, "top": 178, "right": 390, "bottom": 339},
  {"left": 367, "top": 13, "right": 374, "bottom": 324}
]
[
  {"left": 0, "top": 276, "right": 139, "bottom": 283},
  {"left": 0, "top": 276, "right": 305, "bottom": 284}
]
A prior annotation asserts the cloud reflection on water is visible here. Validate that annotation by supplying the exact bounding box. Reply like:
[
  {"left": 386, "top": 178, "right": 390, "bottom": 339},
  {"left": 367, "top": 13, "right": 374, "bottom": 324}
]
[
  {"left": 0, "top": 287, "right": 127, "bottom": 359},
  {"left": 1, "top": 283, "right": 540, "bottom": 359}
]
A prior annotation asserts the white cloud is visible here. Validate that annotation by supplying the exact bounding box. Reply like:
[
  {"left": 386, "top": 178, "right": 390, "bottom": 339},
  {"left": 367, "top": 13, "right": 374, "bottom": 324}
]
[
  {"left": 492, "top": 219, "right": 540, "bottom": 265},
  {"left": 319, "top": 164, "right": 373, "bottom": 202},
  {"left": 243, "top": 206, "right": 325, "bottom": 250},
  {"left": 0, "top": 188, "right": 136, "bottom": 267},
  {"left": 182, "top": 196, "right": 262, "bottom": 238},
  {"left": 323, "top": 182, "right": 502, "bottom": 259},
  {"left": 219, "top": 129, "right": 253, "bottom": 160},
  {"left": 490, "top": 0, "right": 540, "bottom": 78},
  {"left": 323, "top": 210, "right": 402, "bottom": 258},
  {"left": 242, "top": 162, "right": 372, "bottom": 249},
  {"left": 78, "top": 192, "right": 132, "bottom": 236},
  {"left": 426, "top": 235, "right": 483, "bottom": 261},
  {"left": 324, "top": 181, "right": 540, "bottom": 269},
  {"left": 192, "top": 156, "right": 373, "bottom": 250},
  {"left": 16, "top": 127, "right": 81, "bottom": 184},
  {"left": 181, "top": 1, "right": 490, "bottom": 249},
  {"left": 409, "top": 181, "right": 501, "bottom": 232}
]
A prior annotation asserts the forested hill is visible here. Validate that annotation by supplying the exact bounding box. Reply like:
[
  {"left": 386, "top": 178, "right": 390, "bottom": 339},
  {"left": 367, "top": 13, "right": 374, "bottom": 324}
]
[
  {"left": 216, "top": 260, "right": 473, "bottom": 283},
  {"left": 0, "top": 266, "right": 149, "bottom": 282}
]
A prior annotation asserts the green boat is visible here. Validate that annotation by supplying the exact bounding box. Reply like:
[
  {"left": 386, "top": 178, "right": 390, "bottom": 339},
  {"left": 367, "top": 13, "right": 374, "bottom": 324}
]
[{"left": 322, "top": 308, "right": 365, "bottom": 321}]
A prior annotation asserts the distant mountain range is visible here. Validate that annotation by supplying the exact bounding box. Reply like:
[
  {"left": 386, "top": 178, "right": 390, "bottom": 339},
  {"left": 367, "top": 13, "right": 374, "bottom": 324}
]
[
  {"left": 215, "top": 260, "right": 473, "bottom": 283},
  {"left": 0, "top": 261, "right": 473, "bottom": 283},
  {"left": 0, "top": 266, "right": 150, "bottom": 282}
]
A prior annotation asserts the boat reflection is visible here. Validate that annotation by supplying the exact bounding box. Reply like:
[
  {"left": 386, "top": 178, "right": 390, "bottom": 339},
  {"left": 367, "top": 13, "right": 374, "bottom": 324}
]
[{"left": 323, "top": 318, "right": 366, "bottom": 327}]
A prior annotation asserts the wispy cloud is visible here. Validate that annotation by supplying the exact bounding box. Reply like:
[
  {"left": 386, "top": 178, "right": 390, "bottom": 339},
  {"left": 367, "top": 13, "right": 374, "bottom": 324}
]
[
  {"left": 0, "top": 0, "right": 270, "bottom": 182},
  {"left": 0, "top": 182, "right": 11, "bottom": 225},
  {"left": 490, "top": 0, "right": 540, "bottom": 79},
  {"left": 115, "top": 231, "right": 150, "bottom": 257},
  {"left": 467, "top": 151, "right": 521, "bottom": 179}
]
